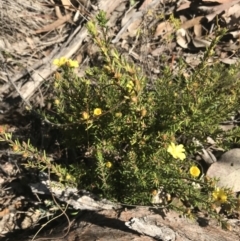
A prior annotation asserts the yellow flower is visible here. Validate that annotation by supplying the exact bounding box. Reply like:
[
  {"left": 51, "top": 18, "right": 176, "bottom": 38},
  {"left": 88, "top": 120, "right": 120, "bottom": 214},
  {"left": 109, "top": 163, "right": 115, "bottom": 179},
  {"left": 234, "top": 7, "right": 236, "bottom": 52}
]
[
  {"left": 66, "top": 174, "right": 72, "bottom": 180},
  {"left": 66, "top": 59, "right": 79, "bottom": 68},
  {"left": 141, "top": 108, "right": 147, "bottom": 117},
  {"left": 189, "top": 166, "right": 200, "bottom": 178},
  {"left": 82, "top": 111, "right": 90, "bottom": 120},
  {"left": 106, "top": 161, "right": 112, "bottom": 168},
  {"left": 0, "top": 125, "right": 5, "bottom": 134},
  {"left": 53, "top": 57, "right": 67, "bottom": 67},
  {"left": 93, "top": 108, "right": 102, "bottom": 116},
  {"left": 53, "top": 57, "right": 79, "bottom": 68},
  {"left": 12, "top": 144, "right": 19, "bottom": 152},
  {"left": 115, "top": 112, "right": 122, "bottom": 118},
  {"left": 212, "top": 188, "right": 227, "bottom": 204},
  {"left": 54, "top": 99, "right": 60, "bottom": 105},
  {"left": 22, "top": 152, "right": 29, "bottom": 158},
  {"left": 167, "top": 142, "right": 186, "bottom": 160},
  {"left": 126, "top": 81, "right": 134, "bottom": 91}
]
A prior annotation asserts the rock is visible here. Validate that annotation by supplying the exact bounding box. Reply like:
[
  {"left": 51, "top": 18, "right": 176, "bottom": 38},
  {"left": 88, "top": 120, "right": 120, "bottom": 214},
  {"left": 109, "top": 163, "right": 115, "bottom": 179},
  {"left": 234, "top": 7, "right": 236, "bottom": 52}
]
[{"left": 206, "top": 148, "right": 240, "bottom": 192}]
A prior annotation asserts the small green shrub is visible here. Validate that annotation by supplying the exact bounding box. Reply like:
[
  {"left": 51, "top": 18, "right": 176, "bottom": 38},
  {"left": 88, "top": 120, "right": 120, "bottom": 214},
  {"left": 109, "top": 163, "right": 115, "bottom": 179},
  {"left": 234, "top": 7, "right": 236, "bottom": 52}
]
[{"left": 1, "top": 11, "right": 240, "bottom": 227}]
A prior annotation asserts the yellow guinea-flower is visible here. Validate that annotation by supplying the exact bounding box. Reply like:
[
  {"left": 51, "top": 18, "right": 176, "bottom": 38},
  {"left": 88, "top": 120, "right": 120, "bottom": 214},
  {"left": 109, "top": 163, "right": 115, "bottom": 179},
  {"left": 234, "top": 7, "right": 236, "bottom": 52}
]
[
  {"left": 189, "top": 166, "right": 200, "bottom": 177},
  {"left": 167, "top": 142, "right": 186, "bottom": 160},
  {"left": 53, "top": 57, "right": 67, "bottom": 66},
  {"left": 106, "top": 161, "right": 112, "bottom": 168},
  {"left": 93, "top": 108, "right": 102, "bottom": 116},
  {"left": 212, "top": 188, "right": 227, "bottom": 203},
  {"left": 82, "top": 111, "right": 90, "bottom": 120},
  {"left": 54, "top": 99, "right": 60, "bottom": 105},
  {"left": 126, "top": 81, "right": 134, "bottom": 91},
  {"left": 0, "top": 125, "right": 5, "bottom": 134},
  {"left": 66, "top": 59, "right": 79, "bottom": 68},
  {"left": 53, "top": 57, "right": 79, "bottom": 68}
]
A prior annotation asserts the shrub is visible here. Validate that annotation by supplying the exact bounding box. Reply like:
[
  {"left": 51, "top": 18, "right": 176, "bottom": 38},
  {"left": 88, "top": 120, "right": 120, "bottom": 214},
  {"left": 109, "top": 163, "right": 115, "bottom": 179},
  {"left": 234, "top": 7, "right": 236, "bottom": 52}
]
[{"left": 1, "top": 11, "right": 240, "bottom": 227}]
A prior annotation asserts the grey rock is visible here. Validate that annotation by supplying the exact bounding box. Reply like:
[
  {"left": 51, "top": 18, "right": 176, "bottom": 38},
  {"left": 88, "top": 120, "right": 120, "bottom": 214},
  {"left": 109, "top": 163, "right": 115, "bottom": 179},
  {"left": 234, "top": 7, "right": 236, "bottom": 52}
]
[{"left": 206, "top": 148, "right": 240, "bottom": 192}]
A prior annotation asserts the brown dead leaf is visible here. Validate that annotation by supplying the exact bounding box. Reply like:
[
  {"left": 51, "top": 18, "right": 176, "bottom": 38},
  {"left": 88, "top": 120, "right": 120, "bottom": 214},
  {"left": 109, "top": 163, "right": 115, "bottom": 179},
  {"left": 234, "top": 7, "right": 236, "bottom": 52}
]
[
  {"left": 227, "top": 4, "right": 240, "bottom": 18},
  {"left": 176, "top": 1, "right": 191, "bottom": 11},
  {"left": 61, "top": 0, "right": 72, "bottom": 10},
  {"left": 0, "top": 208, "right": 10, "bottom": 217},
  {"left": 199, "top": 0, "right": 240, "bottom": 14},
  {"left": 55, "top": 5, "right": 63, "bottom": 19},
  {"left": 154, "top": 21, "right": 174, "bottom": 37},
  {"left": 127, "top": 18, "right": 142, "bottom": 37},
  {"left": 34, "top": 13, "right": 72, "bottom": 34},
  {"left": 202, "top": 0, "right": 234, "bottom": 3},
  {"left": 139, "top": 0, "right": 153, "bottom": 10},
  {"left": 194, "top": 24, "right": 202, "bottom": 37},
  {"left": 151, "top": 43, "right": 176, "bottom": 56},
  {"left": 181, "top": 16, "right": 204, "bottom": 30}
]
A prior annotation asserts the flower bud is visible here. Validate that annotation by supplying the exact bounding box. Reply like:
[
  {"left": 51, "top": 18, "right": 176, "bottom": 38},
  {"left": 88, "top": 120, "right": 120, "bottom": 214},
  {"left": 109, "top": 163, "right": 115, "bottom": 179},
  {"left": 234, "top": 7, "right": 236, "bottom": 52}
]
[{"left": 141, "top": 108, "right": 147, "bottom": 117}]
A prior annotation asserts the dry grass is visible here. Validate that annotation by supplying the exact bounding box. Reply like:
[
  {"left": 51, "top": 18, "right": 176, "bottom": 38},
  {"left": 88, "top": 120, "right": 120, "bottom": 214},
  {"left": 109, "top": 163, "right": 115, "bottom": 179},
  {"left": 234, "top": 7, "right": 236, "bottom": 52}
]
[{"left": 0, "top": 0, "right": 70, "bottom": 72}]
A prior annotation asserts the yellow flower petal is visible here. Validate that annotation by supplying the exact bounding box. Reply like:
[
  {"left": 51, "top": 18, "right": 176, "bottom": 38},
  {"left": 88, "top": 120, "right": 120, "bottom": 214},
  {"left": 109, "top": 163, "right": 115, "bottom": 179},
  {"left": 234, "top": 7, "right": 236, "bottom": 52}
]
[
  {"left": 106, "top": 161, "right": 112, "bottom": 168},
  {"left": 59, "top": 57, "right": 67, "bottom": 65},
  {"left": 67, "top": 59, "right": 79, "bottom": 68},
  {"left": 176, "top": 144, "right": 184, "bottom": 152},
  {"left": 82, "top": 111, "right": 90, "bottom": 120},
  {"left": 178, "top": 152, "right": 186, "bottom": 161},
  {"left": 53, "top": 57, "right": 67, "bottom": 67},
  {"left": 126, "top": 81, "right": 134, "bottom": 91},
  {"left": 167, "top": 142, "right": 175, "bottom": 154},
  {"left": 190, "top": 166, "right": 200, "bottom": 178},
  {"left": 93, "top": 108, "right": 102, "bottom": 116},
  {"left": 212, "top": 188, "right": 227, "bottom": 204},
  {"left": 54, "top": 99, "right": 60, "bottom": 105},
  {"left": 53, "top": 59, "right": 59, "bottom": 66},
  {"left": 167, "top": 142, "right": 186, "bottom": 160}
]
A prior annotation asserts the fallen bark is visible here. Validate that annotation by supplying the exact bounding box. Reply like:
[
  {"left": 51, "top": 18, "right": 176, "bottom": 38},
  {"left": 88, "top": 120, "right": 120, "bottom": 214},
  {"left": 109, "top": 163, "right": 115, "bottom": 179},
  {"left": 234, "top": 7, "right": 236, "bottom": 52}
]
[
  {"left": 121, "top": 208, "right": 240, "bottom": 241},
  {"left": 29, "top": 172, "right": 240, "bottom": 241},
  {"left": 29, "top": 172, "right": 121, "bottom": 211},
  {"left": 8, "top": 0, "right": 125, "bottom": 101}
]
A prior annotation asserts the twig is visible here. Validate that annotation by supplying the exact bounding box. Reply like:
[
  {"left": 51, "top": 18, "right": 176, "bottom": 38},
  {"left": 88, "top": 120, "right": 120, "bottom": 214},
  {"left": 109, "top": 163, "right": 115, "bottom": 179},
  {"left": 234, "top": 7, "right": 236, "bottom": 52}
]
[{"left": 32, "top": 167, "right": 72, "bottom": 241}]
